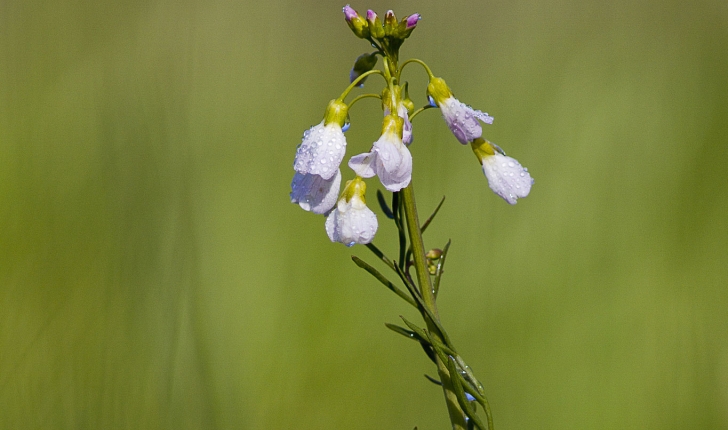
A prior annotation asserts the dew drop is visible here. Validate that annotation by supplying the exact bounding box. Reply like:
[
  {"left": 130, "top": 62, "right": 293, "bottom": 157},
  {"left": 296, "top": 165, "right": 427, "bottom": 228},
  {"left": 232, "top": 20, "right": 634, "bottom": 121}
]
[
  {"left": 508, "top": 162, "right": 515, "bottom": 167},
  {"left": 342, "top": 122, "right": 351, "bottom": 132}
]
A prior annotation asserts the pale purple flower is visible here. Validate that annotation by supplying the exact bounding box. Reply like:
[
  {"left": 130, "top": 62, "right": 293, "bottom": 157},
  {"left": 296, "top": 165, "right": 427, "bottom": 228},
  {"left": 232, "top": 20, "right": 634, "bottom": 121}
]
[
  {"left": 435, "top": 96, "right": 494, "bottom": 145},
  {"left": 348, "top": 116, "right": 412, "bottom": 192},
  {"left": 290, "top": 169, "right": 342, "bottom": 214},
  {"left": 480, "top": 152, "right": 533, "bottom": 205},
  {"left": 325, "top": 178, "right": 378, "bottom": 246},
  {"left": 293, "top": 121, "right": 347, "bottom": 181}
]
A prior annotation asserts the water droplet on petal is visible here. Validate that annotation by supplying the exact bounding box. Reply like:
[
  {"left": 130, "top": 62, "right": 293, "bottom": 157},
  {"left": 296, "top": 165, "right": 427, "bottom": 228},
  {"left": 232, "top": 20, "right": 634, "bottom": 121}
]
[{"left": 342, "top": 122, "right": 351, "bottom": 132}]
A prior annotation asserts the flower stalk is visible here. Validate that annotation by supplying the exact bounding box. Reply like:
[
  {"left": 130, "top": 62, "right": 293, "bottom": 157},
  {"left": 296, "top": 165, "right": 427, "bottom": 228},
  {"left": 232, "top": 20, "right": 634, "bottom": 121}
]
[{"left": 401, "top": 183, "right": 469, "bottom": 429}]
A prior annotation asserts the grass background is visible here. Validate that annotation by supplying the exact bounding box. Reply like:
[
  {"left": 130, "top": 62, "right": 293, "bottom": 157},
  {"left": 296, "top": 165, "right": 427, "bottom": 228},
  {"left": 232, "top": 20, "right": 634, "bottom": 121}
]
[{"left": 1, "top": 0, "right": 727, "bottom": 428}]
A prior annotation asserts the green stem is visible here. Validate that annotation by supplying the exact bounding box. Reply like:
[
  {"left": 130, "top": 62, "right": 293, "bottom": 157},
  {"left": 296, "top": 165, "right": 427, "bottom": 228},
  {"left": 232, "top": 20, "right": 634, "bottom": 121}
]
[
  {"left": 399, "top": 58, "right": 435, "bottom": 80},
  {"left": 348, "top": 93, "right": 381, "bottom": 109},
  {"left": 339, "top": 69, "right": 385, "bottom": 101},
  {"left": 400, "top": 183, "right": 468, "bottom": 430}
]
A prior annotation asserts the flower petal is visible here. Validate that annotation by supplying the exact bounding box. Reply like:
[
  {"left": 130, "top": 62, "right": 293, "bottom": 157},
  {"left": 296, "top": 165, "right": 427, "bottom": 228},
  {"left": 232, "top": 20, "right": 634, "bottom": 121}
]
[
  {"left": 290, "top": 170, "right": 341, "bottom": 214},
  {"left": 348, "top": 152, "right": 377, "bottom": 178},
  {"left": 325, "top": 195, "right": 378, "bottom": 246},
  {"left": 439, "top": 98, "right": 483, "bottom": 144},
  {"left": 372, "top": 136, "right": 412, "bottom": 192},
  {"left": 481, "top": 154, "right": 533, "bottom": 205},
  {"left": 293, "top": 122, "right": 347, "bottom": 180}
]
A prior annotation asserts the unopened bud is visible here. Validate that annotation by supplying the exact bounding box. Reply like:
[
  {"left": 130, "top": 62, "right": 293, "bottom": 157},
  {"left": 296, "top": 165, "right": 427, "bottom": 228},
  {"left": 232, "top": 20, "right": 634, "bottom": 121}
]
[
  {"left": 349, "top": 52, "right": 378, "bottom": 87},
  {"left": 383, "top": 10, "right": 398, "bottom": 36},
  {"left": 343, "top": 5, "right": 370, "bottom": 39},
  {"left": 401, "top": 13, "right": 421, "bottom": 38},
  {"left": 367, "top": 10, "right": 385, "bottom": 39}
]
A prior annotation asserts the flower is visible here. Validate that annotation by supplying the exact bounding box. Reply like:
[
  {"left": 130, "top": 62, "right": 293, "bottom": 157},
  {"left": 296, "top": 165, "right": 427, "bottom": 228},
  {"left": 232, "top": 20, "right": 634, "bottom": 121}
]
[
  {"left": 427, "top": 77, "right": 494, "bottom": 145},
  {"left": 325, "top": 177, "right": 378, "bottom": 246},
  {"left": 290, "top": 169, "right": 342, "bottom": 214},
  {"left": 293, "top": 99, "right": 349, "bottom": 181},
  {"left": 348, "top": 114, "right": 412, "bottom": 192},
  {"left": 471, "top": 138, "right": 533, "bottom": 205}
]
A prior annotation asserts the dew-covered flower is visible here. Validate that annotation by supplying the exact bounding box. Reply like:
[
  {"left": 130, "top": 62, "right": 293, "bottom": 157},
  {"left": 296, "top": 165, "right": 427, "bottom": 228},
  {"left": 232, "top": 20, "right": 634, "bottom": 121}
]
[
  {"left": 348, "top": 114, "right": 412, "bottom": 192},
  {"left": 325, "top": 177, "right": 378, "bottom": 246},
  {"left": 293, "top": 99, "right": 349, "bottom": 181},
  {"left": 471, "top": 138, "right": 533, "bottom": 205},
  {"left": 290, "top": 169, "right": 342, "bottom": 214},
  {"left": 427, "top": 77, "right": 494, "bottom": 145}
]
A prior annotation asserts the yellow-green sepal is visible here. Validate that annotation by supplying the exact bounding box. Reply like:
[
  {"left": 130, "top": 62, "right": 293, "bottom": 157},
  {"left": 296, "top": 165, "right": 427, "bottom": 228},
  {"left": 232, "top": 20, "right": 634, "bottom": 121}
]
[
  {"left": 341, "top": 176, "right": 367, "bottom": 204},
  {"left": 426, "top": 77, "right": 453, "bottom": 107},
  {"left": 323, "top": 99, "right": 350, "bottom": 127}
]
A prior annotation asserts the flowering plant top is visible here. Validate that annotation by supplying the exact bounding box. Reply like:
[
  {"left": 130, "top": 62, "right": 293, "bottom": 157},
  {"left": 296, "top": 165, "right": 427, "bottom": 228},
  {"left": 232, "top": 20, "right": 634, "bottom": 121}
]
[
  {"left": 288, "top": 7, "right": 534, "bottom": 429},
  {"left": 291, "top": 6, "right": 532, "bottom": 246}
]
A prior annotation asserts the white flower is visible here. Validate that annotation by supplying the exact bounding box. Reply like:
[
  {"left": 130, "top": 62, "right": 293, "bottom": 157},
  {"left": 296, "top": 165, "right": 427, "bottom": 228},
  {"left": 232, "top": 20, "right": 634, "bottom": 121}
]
[
  {"left": 348, "top": 114, "right": 412, "bottom": 192},
  {"left": 325, "top": 177, "right": 378, "bottom": 246},
  {"left": 293, "top": 99, "right": 349, "bottom": 180},
  {"left": 436, "top": 96, "right": 493, "bottom": 145},
  {"left": 427, "top": 76, "right": 493, "bottom": 145},
  {"left": 293, "top": 121, "right": 347, "bottom": 180},
  {"left": 290, "top": 169, "right": 341, "bottom": 214},
  {"left": 472, "top": 138, "right": 533, "bottom": 205}
]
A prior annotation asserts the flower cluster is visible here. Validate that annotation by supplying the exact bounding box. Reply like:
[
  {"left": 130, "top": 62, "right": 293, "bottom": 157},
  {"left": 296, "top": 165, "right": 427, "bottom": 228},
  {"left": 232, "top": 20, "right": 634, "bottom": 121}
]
[
  {"left": 290, "top": 6, "right": 533, "bottom": 247},
  {"left": 426, "top": 77, "right": 533, "bottom": 204}
]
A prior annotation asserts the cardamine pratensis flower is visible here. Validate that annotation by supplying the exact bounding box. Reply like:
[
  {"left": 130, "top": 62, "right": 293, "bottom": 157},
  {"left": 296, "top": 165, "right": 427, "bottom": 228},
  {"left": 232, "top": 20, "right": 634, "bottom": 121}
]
[
  {"left": 427, "top": 77, "right": 494, "bottom": 145},
  {"left": 325, "top": 177, "right": 378, "bottom": 246},
  {"left": 290, "top": 99, "right": 349, "bottom": 213},
  {"left": 348, "top": 114, "right": 412, "bottom": 192},
  {"left": 471, "top": 138, "right": 533, "bottom": 205},
  {"left": 290, "top": 169, "right": 342, "bottom": 214}
]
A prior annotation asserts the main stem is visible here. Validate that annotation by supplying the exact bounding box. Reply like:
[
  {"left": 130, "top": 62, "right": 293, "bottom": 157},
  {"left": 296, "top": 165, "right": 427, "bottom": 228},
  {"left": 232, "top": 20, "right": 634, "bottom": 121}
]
[{"left": 401, "top": 183, "right": 468, "bottom": 430}]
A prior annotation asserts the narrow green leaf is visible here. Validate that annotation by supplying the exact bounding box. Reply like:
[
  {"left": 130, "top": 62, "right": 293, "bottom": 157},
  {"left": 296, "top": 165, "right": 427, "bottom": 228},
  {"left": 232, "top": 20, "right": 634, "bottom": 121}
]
[
  {"left": 365, "top": 243, "right": 396, "bottom": 272},
  {"left": 376, "top": 190, "right": 394, "bottom": 219},
  {"left": 424, "top": 374, "right": 442, "bottom": 386},
  {"left": 433, "top": 239, "right": 452, "bottom": 298},
  {"left": 420, "top": 195, "right": 446, "bottom": 234},
  {"left": 419, "top": 340, "right": 438, "bottom": 364},
  {"left": 447, "top": 356, "right": 489, "bottom": 430},
  {"left": 384, "top": 323, "right": 420, "bottom": 341},
  {"left": 351, "top": 256, "right": 417, "bottom": 308}
]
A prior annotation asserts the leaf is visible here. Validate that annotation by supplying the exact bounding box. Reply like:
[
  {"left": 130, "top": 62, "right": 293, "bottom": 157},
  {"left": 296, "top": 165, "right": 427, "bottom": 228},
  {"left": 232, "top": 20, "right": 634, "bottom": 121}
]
[
  {"left": 365, "top": 243, "right": 395, "bottom": 272},
  {"left": 447, "top": 356, "right": 489, "bottom": 430},
  {"left": 351, "top": 256, "right": 417, "bottom": 308},
  {"left": 376, "top": 190, "right": 394, "bottom": 219},
  {"left": 421, "top": 195, "right": 445, "bottom": 234},
  {"left": 433, "top": 239, "right": 452, "bottom": 297},
  {"left": 424, "top": 374, "right": 442, "bottom": 386},
  {"left": 384, "top": 323, "right": 421, "bottom": 341}
]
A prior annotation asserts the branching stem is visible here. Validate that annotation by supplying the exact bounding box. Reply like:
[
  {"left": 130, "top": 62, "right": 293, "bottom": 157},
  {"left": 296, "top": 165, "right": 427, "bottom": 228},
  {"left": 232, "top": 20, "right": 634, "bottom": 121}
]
[{"left": 401, "top": 183, "right": 468, "bottom": 430}]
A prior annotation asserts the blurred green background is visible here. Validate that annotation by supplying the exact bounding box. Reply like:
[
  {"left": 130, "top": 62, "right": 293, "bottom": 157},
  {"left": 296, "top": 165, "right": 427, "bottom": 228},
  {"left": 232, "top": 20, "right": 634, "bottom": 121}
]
[{"left": 2, "top": 0, "right": 727, "bottom": 428}]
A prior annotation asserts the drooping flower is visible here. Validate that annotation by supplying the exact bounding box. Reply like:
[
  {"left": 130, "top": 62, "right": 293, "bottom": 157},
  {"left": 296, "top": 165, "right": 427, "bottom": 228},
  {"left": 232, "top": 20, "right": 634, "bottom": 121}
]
[
  {"left": 471, "top": 138, "right": 533, "bottom": 205},
  {"left": 290, "top": 169, "right": 342, "bottom": 214},
  {"left": 293, "top": 99, "right": 349, "bottom": 181},
  {"left": 325, "top": 177, "right": 378, "bottom": 246},
  {"left": 427, "top": 77, "right": 494, "bottom": 145},
  {"left": 348, "top": 114, "right": 412, "bottom": 192},
  {"left": 349, "top": 52, "right": 378, "bottom": 87}
]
